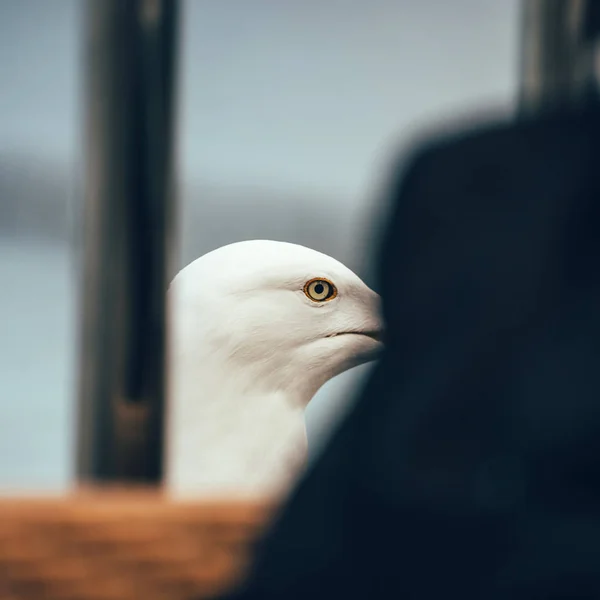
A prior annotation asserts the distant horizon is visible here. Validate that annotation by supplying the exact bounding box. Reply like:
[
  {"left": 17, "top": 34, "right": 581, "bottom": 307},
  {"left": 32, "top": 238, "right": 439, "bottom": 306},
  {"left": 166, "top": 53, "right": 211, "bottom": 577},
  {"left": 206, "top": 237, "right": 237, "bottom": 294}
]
[{"left": 0, "top": 150, "right": 383, "bottom": 284}]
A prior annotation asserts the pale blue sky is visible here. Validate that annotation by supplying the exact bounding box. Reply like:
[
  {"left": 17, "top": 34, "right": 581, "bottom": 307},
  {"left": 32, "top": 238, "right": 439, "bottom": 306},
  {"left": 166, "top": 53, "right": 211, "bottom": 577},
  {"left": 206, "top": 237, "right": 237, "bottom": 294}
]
[{"left": 1, "top": 0, "right": 519, "bottom": 199}]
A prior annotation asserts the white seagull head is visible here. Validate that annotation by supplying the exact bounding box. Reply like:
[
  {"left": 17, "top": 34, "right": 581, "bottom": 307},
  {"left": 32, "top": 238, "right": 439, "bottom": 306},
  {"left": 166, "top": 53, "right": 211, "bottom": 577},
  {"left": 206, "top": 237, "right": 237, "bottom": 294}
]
[
  {"left": 169, "top": 239, "right": 383, "bottom": 403},
  {"left": 166, "top": 240, "right": 383, "bottom": 498}
]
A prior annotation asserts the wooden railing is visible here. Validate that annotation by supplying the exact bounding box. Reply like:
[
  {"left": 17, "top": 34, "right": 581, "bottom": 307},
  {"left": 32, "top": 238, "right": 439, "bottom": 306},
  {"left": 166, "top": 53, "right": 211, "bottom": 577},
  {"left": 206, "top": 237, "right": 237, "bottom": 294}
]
[{"left": 0, "top": 490, "right": 272, "bottom": 600}]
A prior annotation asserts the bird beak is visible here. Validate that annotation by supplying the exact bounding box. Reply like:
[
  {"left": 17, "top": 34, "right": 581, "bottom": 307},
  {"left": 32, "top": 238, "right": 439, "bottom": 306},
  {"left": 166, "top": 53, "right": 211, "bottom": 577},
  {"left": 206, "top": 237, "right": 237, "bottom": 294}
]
[{"left": 362, "top": 329, "right": 384, "bottom": 344}]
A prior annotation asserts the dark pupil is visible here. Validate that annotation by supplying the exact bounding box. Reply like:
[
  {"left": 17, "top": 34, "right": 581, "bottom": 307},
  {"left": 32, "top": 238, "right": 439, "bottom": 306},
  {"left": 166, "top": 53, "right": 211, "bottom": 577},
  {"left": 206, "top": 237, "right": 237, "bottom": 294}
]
[{"left": 314, "top": 283, "right": 325, "bottom": 295}]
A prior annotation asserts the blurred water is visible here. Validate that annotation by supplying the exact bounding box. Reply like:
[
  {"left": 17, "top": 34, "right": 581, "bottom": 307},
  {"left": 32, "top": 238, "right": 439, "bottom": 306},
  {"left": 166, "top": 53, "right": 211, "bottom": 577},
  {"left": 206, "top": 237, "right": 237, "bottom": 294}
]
[{"left": 0, "top": 239, "right": 76, "bottom": 491}]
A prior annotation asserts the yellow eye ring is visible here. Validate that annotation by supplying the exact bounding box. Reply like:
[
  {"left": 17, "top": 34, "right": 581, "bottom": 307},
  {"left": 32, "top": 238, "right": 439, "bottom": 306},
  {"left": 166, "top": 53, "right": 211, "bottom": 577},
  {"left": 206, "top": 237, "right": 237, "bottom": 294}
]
[{"left": 303, "top": 278, "right": 337, "bottom": 302}]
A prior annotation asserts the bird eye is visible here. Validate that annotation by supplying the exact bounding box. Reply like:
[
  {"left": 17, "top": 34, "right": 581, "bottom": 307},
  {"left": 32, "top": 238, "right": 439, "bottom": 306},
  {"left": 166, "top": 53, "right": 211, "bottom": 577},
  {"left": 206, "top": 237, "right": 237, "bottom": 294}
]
[{"left": 304, "top": 278, "right": 337, "bottom": 302}]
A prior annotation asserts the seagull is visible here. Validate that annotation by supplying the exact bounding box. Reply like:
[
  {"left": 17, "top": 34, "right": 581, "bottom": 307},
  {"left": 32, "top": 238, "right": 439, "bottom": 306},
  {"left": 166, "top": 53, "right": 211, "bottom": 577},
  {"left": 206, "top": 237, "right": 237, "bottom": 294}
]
[{"left": 165, "top": 240, "right": 383, "bottom": 500}]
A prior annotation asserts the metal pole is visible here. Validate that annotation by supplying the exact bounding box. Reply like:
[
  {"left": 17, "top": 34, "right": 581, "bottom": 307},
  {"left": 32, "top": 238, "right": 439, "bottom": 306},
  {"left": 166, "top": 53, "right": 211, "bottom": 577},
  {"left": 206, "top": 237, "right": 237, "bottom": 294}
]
[
  {"left": 76, "top": 0, "right": 179, "bottom": 483},
  {"left": 519, "top": 0, "right": 597, "bottom": 116}
]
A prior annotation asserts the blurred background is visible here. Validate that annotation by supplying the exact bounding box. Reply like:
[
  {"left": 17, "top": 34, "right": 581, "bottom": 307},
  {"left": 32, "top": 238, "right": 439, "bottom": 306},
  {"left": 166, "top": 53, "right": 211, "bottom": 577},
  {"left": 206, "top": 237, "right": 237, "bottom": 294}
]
[{"left": 0, "top": 0, "right": 519, "bottom": 491}]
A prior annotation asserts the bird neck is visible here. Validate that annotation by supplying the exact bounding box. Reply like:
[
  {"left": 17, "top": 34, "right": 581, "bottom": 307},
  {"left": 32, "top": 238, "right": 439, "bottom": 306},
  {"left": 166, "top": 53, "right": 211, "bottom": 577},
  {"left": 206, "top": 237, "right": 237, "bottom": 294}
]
[{"left": 165, "top": 355, "right": 310, "bottom": 500}]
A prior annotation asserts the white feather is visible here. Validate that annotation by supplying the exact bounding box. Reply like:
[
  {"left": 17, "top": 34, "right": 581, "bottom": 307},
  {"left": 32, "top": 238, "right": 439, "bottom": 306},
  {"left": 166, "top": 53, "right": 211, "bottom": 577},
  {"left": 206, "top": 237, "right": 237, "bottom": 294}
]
[{"left": 165, "top": 240, "right": 382, "bottom": 500}]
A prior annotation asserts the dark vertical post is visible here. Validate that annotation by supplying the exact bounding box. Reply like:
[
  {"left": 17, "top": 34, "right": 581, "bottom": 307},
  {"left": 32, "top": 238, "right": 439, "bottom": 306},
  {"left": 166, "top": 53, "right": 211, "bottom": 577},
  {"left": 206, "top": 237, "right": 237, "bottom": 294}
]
[
  {"left": 519, "top": 0, "right": 598, "bottom": 116},
  {"left": 76, "top": 0, "right": 179, "bottom": 483}
]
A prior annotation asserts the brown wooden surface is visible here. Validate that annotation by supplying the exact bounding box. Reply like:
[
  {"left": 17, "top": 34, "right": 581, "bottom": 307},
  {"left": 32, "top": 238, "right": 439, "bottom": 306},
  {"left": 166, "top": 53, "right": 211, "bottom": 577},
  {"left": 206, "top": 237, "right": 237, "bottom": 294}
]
[{"left": 0, "top": 489, "right": 273, "bottom": 600}]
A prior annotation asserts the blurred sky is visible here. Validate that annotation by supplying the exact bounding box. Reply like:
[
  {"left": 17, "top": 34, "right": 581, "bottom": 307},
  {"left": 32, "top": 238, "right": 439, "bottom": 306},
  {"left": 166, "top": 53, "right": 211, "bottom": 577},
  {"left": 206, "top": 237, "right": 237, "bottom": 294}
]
[
  {"left": 0, "top": 0, "right": 519, "bottom": 490},
  {"left": 1, "top": 1, "right": 519, "bottom": 194}
]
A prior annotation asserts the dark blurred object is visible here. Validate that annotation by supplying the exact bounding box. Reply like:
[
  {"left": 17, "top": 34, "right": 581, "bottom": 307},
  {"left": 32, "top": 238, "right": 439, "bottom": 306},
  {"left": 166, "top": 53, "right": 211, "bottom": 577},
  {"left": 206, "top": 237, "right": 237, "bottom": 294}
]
[
  {"left": 211, "top": 106, "right": 600, "bottom": 599},
  {"left": 519, "top": 0, "right": 600, "bottom": 116},
  {"left": 76, "top": 0, "right": 179, "bottom": 483},
  {"left": 209, "top": 3, "right": 600, "bottom": 597}
]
